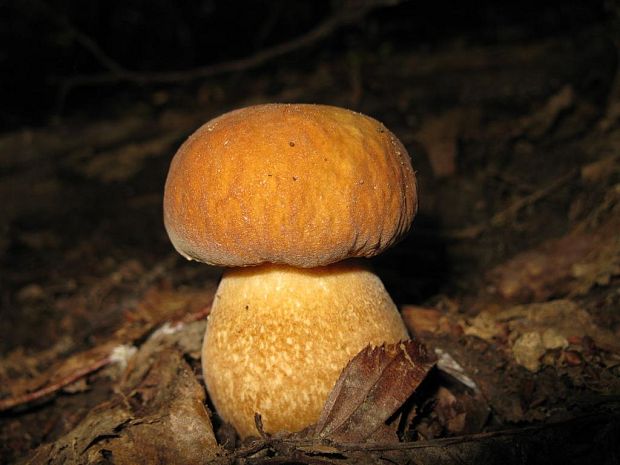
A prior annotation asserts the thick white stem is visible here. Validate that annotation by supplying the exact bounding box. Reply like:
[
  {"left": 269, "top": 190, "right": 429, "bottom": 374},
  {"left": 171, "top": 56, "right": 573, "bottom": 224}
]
[{"left": 202, "top": 262, "right": 408, "bottom": 438}]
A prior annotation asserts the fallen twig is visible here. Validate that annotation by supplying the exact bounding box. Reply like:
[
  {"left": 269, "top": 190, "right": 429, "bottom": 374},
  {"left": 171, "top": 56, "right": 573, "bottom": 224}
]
[
  {"left": 230, "top": 411, "right": 620, "bottom": 464},
  {"left": 54, "top": 0, "right": 404, "bottom": 100},
  {"left": 0, "top": 301, "right": 211, "bottom": 412},
  {"left": 0, "top": 353, "right": 111, "bottom": 411}
]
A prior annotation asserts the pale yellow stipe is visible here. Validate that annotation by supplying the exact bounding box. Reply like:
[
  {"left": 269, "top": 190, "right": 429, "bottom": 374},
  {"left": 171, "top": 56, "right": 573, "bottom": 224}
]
[{"left": 202, "top": 262, "right": 409, "bottom": 438}]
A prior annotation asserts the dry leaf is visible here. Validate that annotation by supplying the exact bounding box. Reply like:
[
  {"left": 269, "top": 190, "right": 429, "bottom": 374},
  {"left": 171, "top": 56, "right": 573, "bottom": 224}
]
[
  {"left": 401, "top": 306, "right": 443, "bottom": 336},
  {"left": 433, "top": 386, "right": 489, "bottom": 436},
  {"left": 26, "top": 348, "right": 220, "bottom": 465},
  {"left": 116, "top": 285, "right": 214, "bottom": 342},
  {"left": 312, "top": 340, "right": 436, "bottom": 443},
  {"left": 0, "top": 285, "right": 212, "bottom": 412},
  {"left": 462, "top": 300, "right": 620, "bottom": 371}
]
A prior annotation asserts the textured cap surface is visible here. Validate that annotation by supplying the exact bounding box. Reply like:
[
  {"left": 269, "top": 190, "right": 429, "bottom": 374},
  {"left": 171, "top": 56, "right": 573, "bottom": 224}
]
[
  {"left": 164, "top": 103, "right": 417, "bottom": 267},
  {"left": 202, "top": 263, "right": 409, "bottom": 437}
]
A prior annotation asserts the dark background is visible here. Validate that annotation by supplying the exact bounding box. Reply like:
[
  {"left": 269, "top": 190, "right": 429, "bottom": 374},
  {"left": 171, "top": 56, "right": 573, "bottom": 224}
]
[{"left": 1, "top": 0, "right": 610, "bottom": 129}]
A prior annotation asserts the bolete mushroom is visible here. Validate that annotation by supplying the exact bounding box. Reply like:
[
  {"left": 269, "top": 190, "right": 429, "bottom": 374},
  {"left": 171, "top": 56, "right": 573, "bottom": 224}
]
[{"left": 163, "top": 104, "right": 417, "bottom": 438}]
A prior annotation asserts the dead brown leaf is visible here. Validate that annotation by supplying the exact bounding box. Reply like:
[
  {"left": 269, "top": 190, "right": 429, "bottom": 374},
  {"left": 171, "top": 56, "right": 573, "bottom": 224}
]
[
  {"left": 401, "top": 306, "right": 443, "bottom": 336},
  {"left": 312, "top": 340, "right": 436, "bottom": 443},
  {"left": 431, "top": 386, "right": 489, "bottom": 437},
  {"left": 26, "top": 348, "right": 220, "bottom": 465},
  {"left": 401, "top": 305, "right": 463, "bottom": 340},
  {"left": 115, "top": 285, "right": 213, "bottom": 342},
  {"left": 462, "top": 299, "right": 620, "bottom": 372},
  {"left": 0, "top": 285, "right": 212, "bottom": 412}
]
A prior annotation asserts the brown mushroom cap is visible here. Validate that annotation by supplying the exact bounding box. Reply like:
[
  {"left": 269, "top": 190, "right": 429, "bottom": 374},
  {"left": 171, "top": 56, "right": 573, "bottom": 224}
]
[{"left": 163, "top": 103, "right": 417, "bottom": 268}]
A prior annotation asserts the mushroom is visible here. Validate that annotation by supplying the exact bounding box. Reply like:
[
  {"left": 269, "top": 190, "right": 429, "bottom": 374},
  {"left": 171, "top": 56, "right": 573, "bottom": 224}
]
[{"left": 163, "top": 104, "right": 417, "bottom": 438}]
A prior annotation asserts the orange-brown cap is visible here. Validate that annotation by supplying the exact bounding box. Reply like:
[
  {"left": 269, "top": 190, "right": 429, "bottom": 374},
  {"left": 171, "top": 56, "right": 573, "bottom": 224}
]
[{"left": 163, "top": 103, "right": 417, "bottom": 268}]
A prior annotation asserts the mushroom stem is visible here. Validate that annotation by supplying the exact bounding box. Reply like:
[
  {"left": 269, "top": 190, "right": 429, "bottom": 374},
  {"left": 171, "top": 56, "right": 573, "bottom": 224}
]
[{"left": 202, "top": 261, "right": 408, "bottom": 438}]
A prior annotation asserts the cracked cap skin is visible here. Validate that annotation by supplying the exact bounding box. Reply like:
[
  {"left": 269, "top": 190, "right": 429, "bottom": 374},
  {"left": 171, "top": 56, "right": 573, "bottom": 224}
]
[{"left": 163, "top": 103, "right": 417, "bottom": 268}]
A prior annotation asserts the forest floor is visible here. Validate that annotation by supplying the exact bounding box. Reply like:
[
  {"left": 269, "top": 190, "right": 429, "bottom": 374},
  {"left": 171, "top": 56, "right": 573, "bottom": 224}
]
[{"left": 1, "top": 10, "right": 620, "bottom": 465}]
